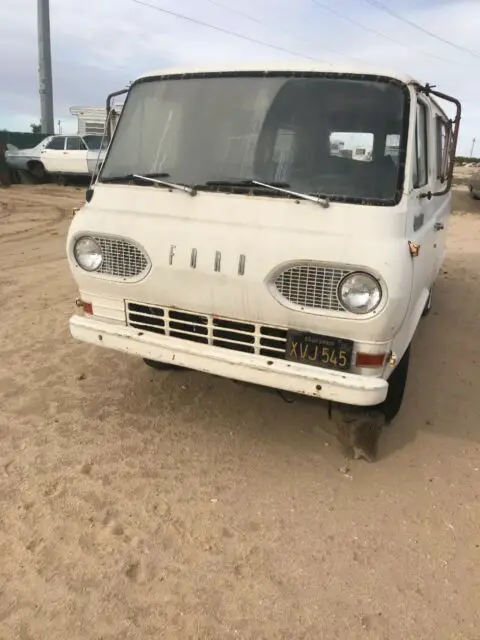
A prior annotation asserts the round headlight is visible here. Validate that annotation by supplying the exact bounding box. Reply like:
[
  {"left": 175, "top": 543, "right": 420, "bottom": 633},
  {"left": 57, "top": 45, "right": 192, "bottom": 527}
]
[
  {"left": 338, "top": 272, "right": 382, "bottom": 314},
  {"left": 73, "top": 236, "right": 103, "bottom": 271}
]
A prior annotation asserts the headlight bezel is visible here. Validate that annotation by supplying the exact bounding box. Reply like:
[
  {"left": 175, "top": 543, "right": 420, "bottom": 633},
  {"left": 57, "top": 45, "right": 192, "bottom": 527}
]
[
  {"left": 73, "top": 235, "right": 103, "bottom": 272},
  {"left": 69, "top": 233, "right": 152, "bottom": 282},
  {"left": 337, "top": 271, "right": 383, "bottom": 315}
]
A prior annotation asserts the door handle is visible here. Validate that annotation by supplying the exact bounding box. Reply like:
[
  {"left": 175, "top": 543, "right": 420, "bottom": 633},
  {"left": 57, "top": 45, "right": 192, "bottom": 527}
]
[{"left": 434, "top": 221, "right": 444, "bottom": 231}]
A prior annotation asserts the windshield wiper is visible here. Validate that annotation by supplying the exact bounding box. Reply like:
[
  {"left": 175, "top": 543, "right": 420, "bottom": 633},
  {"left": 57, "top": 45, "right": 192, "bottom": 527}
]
[
  {"left": 203, "top": 178, "right": 329, "bottom": 207},
  {"left": 205, "top": 179, "right": 289, "bottom": 188},
  {"left": 101, "top": 172, "right": 197, "bottom": 196},
  {"left": 252, "top": 180, "right": 330, "bottom": 208},
  {"left": 101, "top": 172, "right": 170, "bottom": 184},
  {"left": 133, "top": 174, "right": 197, "bottom": 196}
]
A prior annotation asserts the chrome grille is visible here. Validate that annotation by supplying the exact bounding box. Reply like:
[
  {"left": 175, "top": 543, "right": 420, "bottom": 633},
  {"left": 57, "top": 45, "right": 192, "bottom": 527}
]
[
  {"left": 127, "top": 302, "right": 287, "bottom": 359},
  {"left": 94, "top": 236, "right": 149, "bottom": 279},
  {"left": 273, "top": 263, "right": 351, "bottom": 312}
]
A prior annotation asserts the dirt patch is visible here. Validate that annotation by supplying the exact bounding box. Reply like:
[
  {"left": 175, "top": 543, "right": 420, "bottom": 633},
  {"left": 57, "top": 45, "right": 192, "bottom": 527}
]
[
  {"left": 1, "top": 184, "right": 479, "bottom": 639},
  {"left": 452, "top": 186, "right": 480, "bottom": 215}
]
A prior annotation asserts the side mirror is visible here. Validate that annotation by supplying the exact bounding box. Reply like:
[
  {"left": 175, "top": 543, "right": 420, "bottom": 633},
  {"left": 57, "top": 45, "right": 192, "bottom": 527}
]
[
  {"left": 105, "top": 86, "right": 128, "bottom": 143},
  {"left": 419, "top": 190, "right": 433, "bottom": 201},
  {"left": 419, "top": 84, "right": 462, "bottom": 198}
]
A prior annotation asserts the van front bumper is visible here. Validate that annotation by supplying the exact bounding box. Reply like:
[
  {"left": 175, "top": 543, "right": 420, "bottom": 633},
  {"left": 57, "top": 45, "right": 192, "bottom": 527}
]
[{"left": 69, "top": 315, "right": 389, "bottom": 406}]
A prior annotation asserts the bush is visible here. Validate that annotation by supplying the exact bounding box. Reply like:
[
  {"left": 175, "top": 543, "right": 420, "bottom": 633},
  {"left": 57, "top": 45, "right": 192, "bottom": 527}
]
[{"left": 455, "top": 156, "right": 480, "bottom": 165}]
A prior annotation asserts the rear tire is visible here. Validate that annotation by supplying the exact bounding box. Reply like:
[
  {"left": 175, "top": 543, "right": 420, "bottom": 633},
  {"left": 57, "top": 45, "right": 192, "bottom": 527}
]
[
  {"left": 470, "top": 185, "right": 480, "bottom": 200},
  {"left": 377, "top": 345, "right": 411, "bottom": 424},
  {"left": 28, "top": 161, "right": 45, "bottom": 180}
]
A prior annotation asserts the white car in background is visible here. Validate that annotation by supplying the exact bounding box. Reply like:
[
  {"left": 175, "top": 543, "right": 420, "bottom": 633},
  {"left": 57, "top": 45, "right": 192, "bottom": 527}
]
[
  {"left": 6, "top": 134, "right": 107, "bottom": 182},
  {"left": 5, "top": 136, "right": 53, "bottom": 178},
  {"left": 40, "top": 134, "right": 107, "bottom": 182}
]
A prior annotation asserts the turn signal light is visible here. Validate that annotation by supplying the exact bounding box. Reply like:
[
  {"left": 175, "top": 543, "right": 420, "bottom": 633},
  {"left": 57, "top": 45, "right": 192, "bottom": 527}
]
[
  {"left": 355, "top": 352, "right": 387, "bottom": 367},
  {"left": 75, "top": 299, "right": 93, "bottom": 315}
]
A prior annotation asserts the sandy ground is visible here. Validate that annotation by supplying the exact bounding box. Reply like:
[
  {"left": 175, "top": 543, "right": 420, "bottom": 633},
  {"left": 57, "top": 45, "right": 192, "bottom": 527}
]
[{"left": 1, "top": 183, "right": 480, "bottom": 640}]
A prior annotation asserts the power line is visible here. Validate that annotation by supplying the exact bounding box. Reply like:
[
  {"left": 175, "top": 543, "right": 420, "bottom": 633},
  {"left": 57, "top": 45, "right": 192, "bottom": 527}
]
[
  {"left": 131, "top": 0, "right": 320, "bottom": 62},
  {"left": 200, "top": 0, "right": 358, "bottom": 62},
  {"left": 364, "top": 0, "right": 480, "bottom": 61},
  {"left": 131, "top": 0, "right": 368, "bottom": 66},
  {"left": 310, "top": 0, "right": 452, "bottom": 65},
  {"left": 201, "top": 0, "right": 275, "bottom": 29}
]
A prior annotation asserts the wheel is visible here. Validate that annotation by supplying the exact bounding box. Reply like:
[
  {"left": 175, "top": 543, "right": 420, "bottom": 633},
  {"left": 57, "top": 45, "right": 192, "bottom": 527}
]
[
  {"left": 378, "top": 345, "right": 411, "bottom": 424},
  {"left": 470, "top": 185, "right": 480, "bottom": 200},
  {"left": 143, "top": 358, "right": 179, "bottom": 371},
  {"left": 27, "top": 161, "right": 45, "bottom": 180},
  {"left": 421, "top": 287, "right": 433, "bottom": 317}
]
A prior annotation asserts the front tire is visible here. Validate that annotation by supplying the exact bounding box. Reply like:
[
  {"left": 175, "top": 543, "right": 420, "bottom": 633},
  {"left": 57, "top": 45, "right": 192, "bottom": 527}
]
[
  {"left": 378, "top": 345, "right": 411, "bottom": 424},
  {"left": 144, "top": 358, "right": 179, "bottom": 371},
  {"left": 422, "top": 287, "right": 433, "bottom": 317}
]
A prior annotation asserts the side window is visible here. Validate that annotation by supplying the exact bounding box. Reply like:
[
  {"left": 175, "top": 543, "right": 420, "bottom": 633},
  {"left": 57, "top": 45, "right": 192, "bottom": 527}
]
[
  {"left": 66, "top": 137, "right": 85, "bottom": 151},
  {"left": 413, "top": 102, "right": 428, "bottom": 188},
  {"left": 46, "top": 136, "right": 65, "bottom": 150},
  {"left": 329, "top": 132, "right": 374, "bottom": 162},
  {"left": 436, "top": 116, "right": 447, "bottom": 180}
]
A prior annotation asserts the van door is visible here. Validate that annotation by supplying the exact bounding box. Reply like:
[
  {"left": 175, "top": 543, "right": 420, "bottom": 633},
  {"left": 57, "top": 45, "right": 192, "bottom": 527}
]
[{"left": 408, "top": 98, "right": 437, "bottom": 318}]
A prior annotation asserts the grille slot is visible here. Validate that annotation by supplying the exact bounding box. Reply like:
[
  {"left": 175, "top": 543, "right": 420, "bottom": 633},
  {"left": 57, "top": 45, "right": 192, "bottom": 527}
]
[
  {"left": 170, "top": 321, "right": 208, "bottom": 335},
  {"left": 213, "top": 340, "right": 255, "bottom": 354},
  {"left": 93, "top": 236, "right": 149, "bottom": 279},
  {"left": 213, "top": 318, "right": 255, "bottom": 333},
  {"left": 170, "top": 310, "right": 208, "bottom": 325},
  {"left": 129, "top": 302, "right": 163, "bottom": 317},
  {"left": 273, "top": 263, "right": 351, "bottom": 312},
  {"left": 126, "top": 302, "right": 288, "bottom": 360},
  {"left": 171, "top": 331, "right": 207, "bottom": 344},
  {"left": 259, "top": 326, "right": 287, "bottom": 358},
  {"left": 212, "top": 317, "right": 256, "bottom": 348}
]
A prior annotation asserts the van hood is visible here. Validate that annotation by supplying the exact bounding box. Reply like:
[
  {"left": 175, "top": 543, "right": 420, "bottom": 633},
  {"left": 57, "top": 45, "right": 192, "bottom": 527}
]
[{"left": 67, "top": 184, "right": 412, "bottom": 342}]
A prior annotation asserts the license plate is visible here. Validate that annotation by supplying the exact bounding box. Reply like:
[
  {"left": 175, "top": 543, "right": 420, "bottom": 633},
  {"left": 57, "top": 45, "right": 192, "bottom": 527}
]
[{"left": 285, "top": 330, "right": 353, "bottom": 371}]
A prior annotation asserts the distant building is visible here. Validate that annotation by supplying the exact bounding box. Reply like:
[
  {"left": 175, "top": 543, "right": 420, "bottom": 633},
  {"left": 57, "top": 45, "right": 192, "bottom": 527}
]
[
  {"left": 69, "top": 107, "right": 107, "bottom": 135},
  {"left": 69, "top": 104, "right": 124, "bottom": 137}
]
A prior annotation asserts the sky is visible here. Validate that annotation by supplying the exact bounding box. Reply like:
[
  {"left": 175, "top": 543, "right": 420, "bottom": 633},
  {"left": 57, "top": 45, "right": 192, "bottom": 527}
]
[{"left": 1, "top": 0, "right": 479, "bottom": 155}]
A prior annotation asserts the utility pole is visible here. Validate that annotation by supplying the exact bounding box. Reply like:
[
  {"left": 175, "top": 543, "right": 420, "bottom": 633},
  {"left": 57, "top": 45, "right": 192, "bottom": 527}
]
[
  {"left": 470, "top": 138, "right": 476, "bottom": 158},
  {"left": 37, "top": 0, "right": 54, "bottom": 134}
]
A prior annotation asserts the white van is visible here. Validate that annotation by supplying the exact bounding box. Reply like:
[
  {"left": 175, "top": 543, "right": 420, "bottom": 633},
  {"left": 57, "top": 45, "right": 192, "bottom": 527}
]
[{"left": 66, "top": 63, "right": 461, "bottom": 423}]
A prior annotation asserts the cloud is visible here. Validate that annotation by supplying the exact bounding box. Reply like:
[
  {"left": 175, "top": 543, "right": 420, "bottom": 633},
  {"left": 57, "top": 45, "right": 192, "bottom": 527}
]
[{"left": 0, "top": 0, "right": 478, "bottom": 153}]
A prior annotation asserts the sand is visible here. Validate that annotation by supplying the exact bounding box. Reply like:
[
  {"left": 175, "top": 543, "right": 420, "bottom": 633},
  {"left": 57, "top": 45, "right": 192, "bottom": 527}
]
[{"left": 1, "top": 183, "right": 479, "bottom": 639}]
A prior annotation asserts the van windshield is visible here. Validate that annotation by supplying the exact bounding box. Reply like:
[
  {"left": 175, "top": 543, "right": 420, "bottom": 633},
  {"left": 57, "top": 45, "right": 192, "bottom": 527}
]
[{"left": 100, "top": 73, "right": 409, "bottom": 204}]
